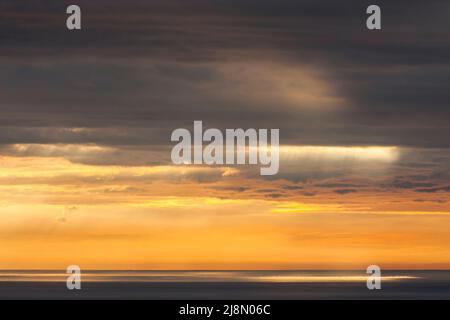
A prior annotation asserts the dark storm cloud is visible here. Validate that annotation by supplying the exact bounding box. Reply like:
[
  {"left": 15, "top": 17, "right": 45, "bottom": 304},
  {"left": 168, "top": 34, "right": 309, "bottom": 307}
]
[
  {"left": 2, "top": 0, "right": 449, "bottom": 66},
  {"left": 0, "top": 127, "right": 167, "bottom": 146},
  {"left": 0, "top": 0, "right": 449, "bottom": 149}
]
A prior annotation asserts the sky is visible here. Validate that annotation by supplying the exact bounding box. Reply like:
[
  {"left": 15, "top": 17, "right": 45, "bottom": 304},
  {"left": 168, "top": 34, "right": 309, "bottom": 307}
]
[{"left": 0, "top": 0, "right": 449, "bottom": 269}]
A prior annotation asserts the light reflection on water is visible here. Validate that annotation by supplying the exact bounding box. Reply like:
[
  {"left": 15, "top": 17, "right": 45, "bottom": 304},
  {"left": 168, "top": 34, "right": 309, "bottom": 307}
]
[{"left": 0, "top": 270, "right": 423, "bottom": 283}]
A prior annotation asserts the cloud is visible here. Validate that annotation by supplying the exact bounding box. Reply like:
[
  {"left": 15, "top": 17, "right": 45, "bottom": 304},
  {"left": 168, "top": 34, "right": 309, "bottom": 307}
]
[
  {"left": 334, "top": 189, "right": 357, "bottom": 195},
  {"left": 391, "top": 180, "right": 435, "bottom": 189},
  {"left": 281, "top": 184, "right": 304, "bottom": 191},
  {"left": 0, "top": 0, "right": 449, "bottom": 149},
  {"left": 415, "top": 186, "right": 450, "bottom": 193}
]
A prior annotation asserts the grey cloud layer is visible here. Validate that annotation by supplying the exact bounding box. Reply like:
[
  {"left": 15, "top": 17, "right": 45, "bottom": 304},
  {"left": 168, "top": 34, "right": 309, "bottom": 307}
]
[{"left": 0, "top": 0, "right": 449, "bottom": 149}]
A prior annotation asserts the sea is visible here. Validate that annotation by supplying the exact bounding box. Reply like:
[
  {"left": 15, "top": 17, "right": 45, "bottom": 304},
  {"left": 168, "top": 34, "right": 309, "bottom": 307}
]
[{"left": 0, "top": 270, "right": 449, "bottom": 299}]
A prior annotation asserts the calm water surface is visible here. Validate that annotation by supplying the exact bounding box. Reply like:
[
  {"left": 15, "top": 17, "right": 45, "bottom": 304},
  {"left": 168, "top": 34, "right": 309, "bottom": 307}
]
[{"left": 0, "top": 270, "right": 449, "bottom": 299}]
